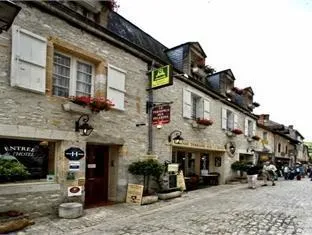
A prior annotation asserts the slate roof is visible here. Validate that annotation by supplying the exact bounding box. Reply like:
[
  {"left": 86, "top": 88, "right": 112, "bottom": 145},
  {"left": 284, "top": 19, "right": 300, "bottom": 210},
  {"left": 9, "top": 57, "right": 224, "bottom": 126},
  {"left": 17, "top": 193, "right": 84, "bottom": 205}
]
[{"left": 107, "top": 12, "right": 171, "bottom": 64}]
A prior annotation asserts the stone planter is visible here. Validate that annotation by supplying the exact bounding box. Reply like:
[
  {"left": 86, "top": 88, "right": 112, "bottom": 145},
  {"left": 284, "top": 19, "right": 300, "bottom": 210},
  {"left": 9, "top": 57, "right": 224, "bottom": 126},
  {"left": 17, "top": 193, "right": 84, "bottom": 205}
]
[
  {"left": 158, "top": 190, "right": 182, "bottom": 200},
  {"left": 141, "top": 195, "right": 159, "bottom": 205},
  {"left": 58, "top": 202, "right": 83, "bottom": 219}
]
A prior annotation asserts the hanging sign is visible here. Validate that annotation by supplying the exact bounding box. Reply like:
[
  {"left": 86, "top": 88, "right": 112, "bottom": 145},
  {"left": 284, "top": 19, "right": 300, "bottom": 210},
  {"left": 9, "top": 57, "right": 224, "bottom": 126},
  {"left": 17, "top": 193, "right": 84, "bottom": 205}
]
[
  {"left": 151, "top": 65, "right": 173, "bottom": 89},
  {"left": 64, "top": 147, "right": 84, "bottom": 161},
  {"left": 152, "top": 104, "right": 170, "bottom": 125}
]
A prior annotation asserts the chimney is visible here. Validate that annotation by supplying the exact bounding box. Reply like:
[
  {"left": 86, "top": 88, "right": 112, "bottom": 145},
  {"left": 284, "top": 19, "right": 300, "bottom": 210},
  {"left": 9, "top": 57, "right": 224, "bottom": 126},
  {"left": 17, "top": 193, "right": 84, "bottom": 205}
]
[{"left": 258, "top": 114, "right": 269, "bottom": 125}]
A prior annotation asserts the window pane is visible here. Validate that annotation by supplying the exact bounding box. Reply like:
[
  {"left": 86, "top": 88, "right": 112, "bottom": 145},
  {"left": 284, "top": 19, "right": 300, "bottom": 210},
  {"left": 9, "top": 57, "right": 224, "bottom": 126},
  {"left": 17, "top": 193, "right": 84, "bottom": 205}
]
[
  {"left": 53, "top": 53, "right": 70, "bottom": 97},
  {"left": 76, "top": 61, "right": 92, "bottom": 97},
  {"left": 227, "top": 110, "right": 234, "bottom": 130},
  {"left": 0, "top": 139, "right": 55, "bottom": 183}
]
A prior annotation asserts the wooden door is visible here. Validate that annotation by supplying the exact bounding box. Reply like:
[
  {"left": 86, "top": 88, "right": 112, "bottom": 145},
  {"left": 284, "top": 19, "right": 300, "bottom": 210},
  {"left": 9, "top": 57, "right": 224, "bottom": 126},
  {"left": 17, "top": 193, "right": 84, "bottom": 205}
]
[{"left": 85, "top": 145, "right": 109, "bottom": 207}]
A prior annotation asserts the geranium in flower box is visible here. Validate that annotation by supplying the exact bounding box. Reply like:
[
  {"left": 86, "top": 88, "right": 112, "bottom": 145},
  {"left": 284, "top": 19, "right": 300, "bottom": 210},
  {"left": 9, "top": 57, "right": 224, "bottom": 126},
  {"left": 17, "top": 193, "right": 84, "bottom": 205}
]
[
  {"left": 196, "top": 118, "right": 213, "bottom": 126},
  {"left": 231, "top": 128, "right": 243, "bottom": 135},
  {"left": 89, "top": 97, "right": 114, "bottom": 112},
  {"left": 252, "top": 135, "right": 260, "bottom": 141},
  {"left": 69, "top": 96, "right": 91, "bottom": 107}
]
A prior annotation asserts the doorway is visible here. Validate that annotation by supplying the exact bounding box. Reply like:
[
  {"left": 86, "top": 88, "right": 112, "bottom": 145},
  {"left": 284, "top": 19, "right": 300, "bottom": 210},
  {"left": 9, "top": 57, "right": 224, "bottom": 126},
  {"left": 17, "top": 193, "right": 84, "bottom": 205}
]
[{"left": 85, "top": 144, "right": 109, "bottom": 208}]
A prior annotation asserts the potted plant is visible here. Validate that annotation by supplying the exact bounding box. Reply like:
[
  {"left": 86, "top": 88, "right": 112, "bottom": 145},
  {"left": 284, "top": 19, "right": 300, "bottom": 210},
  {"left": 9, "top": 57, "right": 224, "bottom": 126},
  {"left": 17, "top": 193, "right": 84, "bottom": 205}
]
[
  {"left": 0, "top": 158, "right": 30, "bottom": 183},
  {"left": 128, "top": 159, "right": 164, "bottom": 205},
  {"left": 231, "top": 161, "right": 249, "bottom": 177}
]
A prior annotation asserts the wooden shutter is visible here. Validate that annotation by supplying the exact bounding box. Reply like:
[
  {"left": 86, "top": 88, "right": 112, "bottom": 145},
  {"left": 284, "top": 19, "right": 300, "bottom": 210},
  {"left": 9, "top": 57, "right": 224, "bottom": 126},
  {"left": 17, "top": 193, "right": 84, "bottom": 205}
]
[
  {"left": 107, "top": 65, "right": 126, "bottom": 110},
  {"left": 221, "top": 108, "right": 227, "bottom": 129},
  {"left": 252, "top": 121, "right": 256, "bottom": 136},
  {"left": 244, "top": 118, "right": 249, "bottom": 136},
  {"left": 203, "top": 99, "right": 210, "bottom": 119},
  {"left": 234, "top": 113, "right": 238, "bottom": 129},
  {"left": 182, "top": 88, "right": 192, "bottom": 118},
  {"left": 11, "top": 25, "right": 47, "bottom": 93}
]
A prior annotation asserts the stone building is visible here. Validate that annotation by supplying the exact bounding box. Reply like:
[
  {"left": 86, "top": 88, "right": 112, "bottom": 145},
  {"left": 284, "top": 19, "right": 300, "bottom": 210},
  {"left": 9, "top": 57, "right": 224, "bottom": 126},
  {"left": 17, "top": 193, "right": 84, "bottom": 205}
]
[{"left": 0, "top": 0, "right": 263, "bottom": 216}]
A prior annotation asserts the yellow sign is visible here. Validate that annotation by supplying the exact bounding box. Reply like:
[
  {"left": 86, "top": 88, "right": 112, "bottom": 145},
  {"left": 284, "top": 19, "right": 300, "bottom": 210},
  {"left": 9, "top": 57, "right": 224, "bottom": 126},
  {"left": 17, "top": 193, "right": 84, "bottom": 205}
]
[
  {"left": 151, "top": 65, "right": 173, "bottom": 89},
  {"left": 126, "top": 184, "right": 144, "bottom": 204},
  {"left": 172, "top": 141, "right": 225, "bottom": 152}
]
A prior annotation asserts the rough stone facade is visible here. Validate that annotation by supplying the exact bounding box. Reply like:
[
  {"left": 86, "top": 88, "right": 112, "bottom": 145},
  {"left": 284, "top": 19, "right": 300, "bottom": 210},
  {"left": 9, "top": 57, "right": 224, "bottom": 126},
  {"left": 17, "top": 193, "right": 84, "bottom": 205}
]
[{"left": 0, "top": 2, "right": 149, "bottom": 215}]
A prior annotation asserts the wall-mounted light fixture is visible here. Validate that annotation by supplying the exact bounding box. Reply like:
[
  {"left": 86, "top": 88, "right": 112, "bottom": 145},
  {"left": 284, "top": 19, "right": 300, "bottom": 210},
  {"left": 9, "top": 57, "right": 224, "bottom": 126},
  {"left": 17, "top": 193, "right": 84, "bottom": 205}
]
[
  {"left": 168, "top": 130, "right": 184, "bottom": 144},
  {"left": 75, "top": 114, "right": 93, "bottom": 136},
  {"left": 0, "top": 1, "right": 21, "bottom": 34}
]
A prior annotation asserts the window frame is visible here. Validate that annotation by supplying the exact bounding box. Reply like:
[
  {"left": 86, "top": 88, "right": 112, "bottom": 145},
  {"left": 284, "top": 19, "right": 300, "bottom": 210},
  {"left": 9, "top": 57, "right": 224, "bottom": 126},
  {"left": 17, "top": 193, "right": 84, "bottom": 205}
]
[{"left": 52, "top": 50, "right": 95, "bottom": 98}]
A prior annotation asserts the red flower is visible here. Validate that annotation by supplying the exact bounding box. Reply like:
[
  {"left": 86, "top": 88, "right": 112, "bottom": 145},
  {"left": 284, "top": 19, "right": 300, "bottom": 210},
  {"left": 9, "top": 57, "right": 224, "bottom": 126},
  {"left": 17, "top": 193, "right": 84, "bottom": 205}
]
[
  {"left": 231, "top": 128, "right": 243, "bottom": 135},
  {"left": 69, "top": 96, "right": 114, "bottom": 112},
  {"left": 196, "top": 118, "right": 213, "bottom": 126},
  {"left": 89, "top": 97, "right": 115, "bottom": 112},
  {"left": 69, "top": 96, "right": 91, "bottom": 106}
]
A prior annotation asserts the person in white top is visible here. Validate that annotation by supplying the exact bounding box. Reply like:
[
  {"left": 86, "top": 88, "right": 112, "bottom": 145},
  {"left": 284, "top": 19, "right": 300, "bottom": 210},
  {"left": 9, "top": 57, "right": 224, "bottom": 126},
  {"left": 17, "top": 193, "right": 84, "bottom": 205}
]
[{"left": 262, "top": 161, "right": 277, "bottom": 186}]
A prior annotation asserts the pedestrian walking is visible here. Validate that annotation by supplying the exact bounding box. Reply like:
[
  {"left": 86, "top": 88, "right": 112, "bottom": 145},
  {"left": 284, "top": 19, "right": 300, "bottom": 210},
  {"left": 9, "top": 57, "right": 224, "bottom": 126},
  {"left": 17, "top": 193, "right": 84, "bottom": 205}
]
[
  {"left": 246, "top": 163, "right": 259, "bottom": 189},
  {"left": 262, "top": 161, "right": 277, "bottom": 186},
  {"left": 283, "top": 164, "right": 290, "bottom": 180}
]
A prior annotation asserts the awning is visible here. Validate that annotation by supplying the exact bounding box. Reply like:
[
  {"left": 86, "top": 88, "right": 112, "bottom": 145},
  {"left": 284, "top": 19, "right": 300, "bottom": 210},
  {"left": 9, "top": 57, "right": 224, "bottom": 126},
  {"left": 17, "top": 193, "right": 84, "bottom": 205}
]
[{"left": 171, "top": 141, "right": 225, "bottom": 153}]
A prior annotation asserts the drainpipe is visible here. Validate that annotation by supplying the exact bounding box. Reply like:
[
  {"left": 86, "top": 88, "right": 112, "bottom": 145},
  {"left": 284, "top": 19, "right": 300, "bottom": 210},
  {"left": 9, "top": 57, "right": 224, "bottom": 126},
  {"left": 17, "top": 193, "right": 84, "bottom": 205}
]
[{"left": 147, "top": 61, "right": 155, "bottom": 154}]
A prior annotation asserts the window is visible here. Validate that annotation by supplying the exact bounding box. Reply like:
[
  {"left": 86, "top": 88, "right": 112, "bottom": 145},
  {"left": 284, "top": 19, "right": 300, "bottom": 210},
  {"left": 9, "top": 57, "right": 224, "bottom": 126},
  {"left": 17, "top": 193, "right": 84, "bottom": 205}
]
[
  {"left": 107, "top": 65, "right": 126, "bottom": 110},
  {"left": 0, "top": 139, "right": 55, "bottom": 184},
  {"left": 278, "top": 143, "right": 281, "bottom": 152},
  {"left": 244, "top": 118, "right": 256, "bottom": 137},
  {"left": 286, "top": 146, "right": 288, "bottom": 154},
  {"left": 263, "top": 132, "right": 268, "bottom": 141},
  {"left": 191, "top": 94, "right": 200, "bottom": 119},
  {"left": 183, "top": 88, "right": 210, "bottom": 120},
  {"left": 52, "top": 52, "right": 94, "bottom": 98},
  {"left": 221, "top": 108, "right": 238, "bottom": 130},
  {"left": 172, "top": 151, "right": 195, "bottom": 177}
]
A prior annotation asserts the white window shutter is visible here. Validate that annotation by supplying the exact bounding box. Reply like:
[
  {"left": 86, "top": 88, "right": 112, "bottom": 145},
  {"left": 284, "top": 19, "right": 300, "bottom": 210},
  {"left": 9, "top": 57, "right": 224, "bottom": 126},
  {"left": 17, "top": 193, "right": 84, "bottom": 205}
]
[
  {"left": 252, "top": 121, "right": 256, "bottom": 136},
  {"left": 11, "top": 25, "right": 47, "bottom": 93},
  {"left": 183, "top": 88, "right": 192, "bottom": 118},
  {"left": 244, "top": 118, "right": 249, "bottom": 136},
  {"left": 107, "top": 66, "right": 126, "bottom": 110},
  {"left": 234, "top": 114, "right": 238, "bottom": 129},
  {"left": 203, "top": 99, "right": 210, "bottom": 119},
  {"left": 221, "top": 108, "right": 227, "bottom": 129}
]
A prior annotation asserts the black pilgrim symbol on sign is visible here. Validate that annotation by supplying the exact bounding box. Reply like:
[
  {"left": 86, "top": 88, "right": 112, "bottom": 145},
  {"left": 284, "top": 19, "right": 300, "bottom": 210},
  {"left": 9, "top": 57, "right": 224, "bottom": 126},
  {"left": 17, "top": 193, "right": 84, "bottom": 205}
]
[{"left": 64, "top": 147, "right": 84, "bottom": 161}]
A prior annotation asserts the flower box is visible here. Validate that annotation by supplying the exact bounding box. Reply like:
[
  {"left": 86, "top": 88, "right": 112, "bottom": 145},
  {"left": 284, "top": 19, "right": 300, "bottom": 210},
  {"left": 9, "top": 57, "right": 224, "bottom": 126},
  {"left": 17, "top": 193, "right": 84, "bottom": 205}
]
[
  {"left": 69, "top": 96, "right": 114, "bottom": 113},
  {"left": 196, "top": 118, "right": 213, "bottom": 126},
  {"left": 231, "top": 128, "right": 243, "bottom": 135}
]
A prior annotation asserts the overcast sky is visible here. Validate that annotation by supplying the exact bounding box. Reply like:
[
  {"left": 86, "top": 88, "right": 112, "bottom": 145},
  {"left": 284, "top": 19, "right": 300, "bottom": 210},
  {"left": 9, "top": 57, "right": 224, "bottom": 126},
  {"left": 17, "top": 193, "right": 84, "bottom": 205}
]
[{"left": 118, "top": 0, "right": 312, "bottom": 141}]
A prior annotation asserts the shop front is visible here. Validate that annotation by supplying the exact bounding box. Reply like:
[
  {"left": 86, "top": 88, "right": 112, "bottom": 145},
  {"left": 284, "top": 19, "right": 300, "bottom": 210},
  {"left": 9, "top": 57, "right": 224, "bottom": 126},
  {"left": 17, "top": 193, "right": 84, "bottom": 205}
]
[{"left": 170, "top": 141, "right": 225, "bottom": 189}]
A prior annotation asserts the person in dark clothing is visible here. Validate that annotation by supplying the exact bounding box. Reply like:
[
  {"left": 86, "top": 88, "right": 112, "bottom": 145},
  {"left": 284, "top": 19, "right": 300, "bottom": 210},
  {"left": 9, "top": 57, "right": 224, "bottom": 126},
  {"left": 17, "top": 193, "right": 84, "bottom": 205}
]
[{"left": 246, "top": 164, "right": 259, "bottom": 189}]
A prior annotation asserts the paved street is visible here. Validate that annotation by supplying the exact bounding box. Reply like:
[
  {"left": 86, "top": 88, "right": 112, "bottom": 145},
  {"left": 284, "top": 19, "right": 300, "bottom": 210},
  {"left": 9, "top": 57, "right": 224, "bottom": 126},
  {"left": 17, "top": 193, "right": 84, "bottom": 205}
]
[{"left": 23, "top": 177, "right": 312, "bottom": 235}]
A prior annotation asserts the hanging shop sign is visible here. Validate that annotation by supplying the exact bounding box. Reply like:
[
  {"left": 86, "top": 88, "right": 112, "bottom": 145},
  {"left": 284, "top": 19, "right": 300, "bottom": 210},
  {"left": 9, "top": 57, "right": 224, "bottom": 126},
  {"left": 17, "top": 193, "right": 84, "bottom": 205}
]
[
  {"left": 151, "top": 65, "right": 173, "bottom": 90},
  {"left": 64, "top": 147, "right": 84, "bottom": 161},
  {"left": 152, "top": 104, "right": 170, "bottom": 125}
]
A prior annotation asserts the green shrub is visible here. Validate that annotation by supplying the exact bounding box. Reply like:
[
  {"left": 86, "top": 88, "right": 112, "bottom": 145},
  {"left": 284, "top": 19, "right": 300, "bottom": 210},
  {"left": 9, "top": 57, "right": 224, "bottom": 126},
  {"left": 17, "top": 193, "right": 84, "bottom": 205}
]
[
  {"left": 128, "top": 159, "right": 164, "bottom": 195},
  {"left": 0, "top": 159, "right": 30, "bottom": 182}
]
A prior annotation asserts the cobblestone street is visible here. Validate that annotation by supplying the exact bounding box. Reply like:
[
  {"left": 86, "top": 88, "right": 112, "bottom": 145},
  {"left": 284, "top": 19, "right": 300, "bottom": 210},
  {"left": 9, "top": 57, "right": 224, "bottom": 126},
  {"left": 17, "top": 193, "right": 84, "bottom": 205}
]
[{"left": 24, "top": 177, "right": 312, "bottom": 235}]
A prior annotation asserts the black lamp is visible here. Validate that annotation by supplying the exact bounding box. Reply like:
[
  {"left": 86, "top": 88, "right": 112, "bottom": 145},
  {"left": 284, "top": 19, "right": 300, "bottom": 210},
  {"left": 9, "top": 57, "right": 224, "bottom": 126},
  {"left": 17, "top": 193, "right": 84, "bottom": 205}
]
[
  {"left": 75, "top": 114, "right": 93, "bottom": 136},
  {"left": 168, "top": 130, "right": 184, "bottom": 144},
  {"left": 0, "top": 1, "right": 21, "bottom": 34}
]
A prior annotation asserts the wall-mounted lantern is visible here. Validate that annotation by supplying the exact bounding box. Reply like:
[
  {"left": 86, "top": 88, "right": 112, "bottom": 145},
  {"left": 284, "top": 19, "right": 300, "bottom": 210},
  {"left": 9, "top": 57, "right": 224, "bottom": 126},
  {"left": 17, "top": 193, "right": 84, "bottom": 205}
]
[
  {"left": 75, "top": 114, "right": 93, "bottom": 136},
  {"left": 0, "top": 1, "right": 21, "bottom": 34},
  {"left": 168, "top": 130, "right": 184, "bottom": 144}
]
